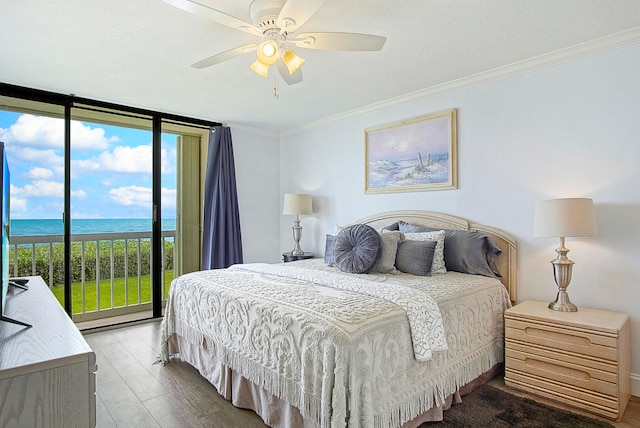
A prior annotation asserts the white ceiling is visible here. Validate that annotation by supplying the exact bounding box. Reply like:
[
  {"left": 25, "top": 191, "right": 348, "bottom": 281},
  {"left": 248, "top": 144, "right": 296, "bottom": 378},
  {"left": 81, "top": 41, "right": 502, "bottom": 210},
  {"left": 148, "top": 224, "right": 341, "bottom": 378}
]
[{"left": 2, "top": 0, "right": 640, "bottom": 132}]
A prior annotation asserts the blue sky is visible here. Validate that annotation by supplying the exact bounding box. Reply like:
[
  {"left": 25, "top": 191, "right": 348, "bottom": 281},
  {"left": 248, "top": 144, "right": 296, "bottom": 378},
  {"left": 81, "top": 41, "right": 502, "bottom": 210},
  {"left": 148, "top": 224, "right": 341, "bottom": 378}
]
[{"left": 0, "top": 111, "right": 177, "bottom": 219}]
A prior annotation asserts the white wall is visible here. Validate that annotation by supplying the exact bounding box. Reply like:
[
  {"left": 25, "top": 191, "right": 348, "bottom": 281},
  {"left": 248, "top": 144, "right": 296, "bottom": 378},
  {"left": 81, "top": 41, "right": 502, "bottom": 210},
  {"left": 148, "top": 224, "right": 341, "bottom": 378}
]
[
  {"left": 280, "top": 43, "right": 640, "bottom": 395},
  {"left": 229, "top": 125, "right": 281, "bottom": 264}
]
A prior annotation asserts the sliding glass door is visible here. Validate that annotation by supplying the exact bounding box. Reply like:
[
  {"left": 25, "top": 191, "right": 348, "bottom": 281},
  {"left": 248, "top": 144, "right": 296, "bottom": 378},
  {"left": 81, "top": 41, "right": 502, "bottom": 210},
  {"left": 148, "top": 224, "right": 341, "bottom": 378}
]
[
  {"left": 70, "top": 106, "right": 156, "bottom": 323},
  {"left": 1, "top": 83, "right": 215, "bottom": 325}
]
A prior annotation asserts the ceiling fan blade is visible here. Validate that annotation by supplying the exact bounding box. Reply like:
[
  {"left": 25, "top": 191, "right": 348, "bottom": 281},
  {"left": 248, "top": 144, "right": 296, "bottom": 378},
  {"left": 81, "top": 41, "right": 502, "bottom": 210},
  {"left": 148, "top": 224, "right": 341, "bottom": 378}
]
[
  {"left": 276, "top": 0, "right": 326, "bottom": 32},
  {"left": 277, "top": 61, "right": 303, "bottom": 85},
  {"left": 164, "top": 0, "right": 261, "bottom": 36},
  {"left": 292, "top": 32, "right": 386, "bottom": 51},
  {"left": 191, "top": 44, "right": 258, "bottom": 69}
]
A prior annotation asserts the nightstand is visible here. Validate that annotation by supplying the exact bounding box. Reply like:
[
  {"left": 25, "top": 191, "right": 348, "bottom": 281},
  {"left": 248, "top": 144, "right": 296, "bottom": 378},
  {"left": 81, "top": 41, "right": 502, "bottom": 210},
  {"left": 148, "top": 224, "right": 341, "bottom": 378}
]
[
  {"left": 504, "top": 300, "right": 630, "bottom": 421},
  {"left": 282, "top": 252, "right": 314, "bottom": 262}
]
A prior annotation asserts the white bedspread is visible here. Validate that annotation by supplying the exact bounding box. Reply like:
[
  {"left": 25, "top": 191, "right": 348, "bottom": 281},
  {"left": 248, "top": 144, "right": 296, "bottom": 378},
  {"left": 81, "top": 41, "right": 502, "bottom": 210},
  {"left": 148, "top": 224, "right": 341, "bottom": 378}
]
[
  {"left": 160, "top": 259, "right": 511, "bottom": 428},
  {"left": 229, "top": 263, "right": 447, "bottom": 361}
]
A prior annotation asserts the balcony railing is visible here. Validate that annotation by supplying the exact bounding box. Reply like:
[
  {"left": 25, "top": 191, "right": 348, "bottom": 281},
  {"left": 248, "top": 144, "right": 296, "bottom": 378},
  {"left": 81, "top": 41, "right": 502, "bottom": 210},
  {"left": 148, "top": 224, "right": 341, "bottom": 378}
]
[{"left": 9, "top": 231, "right": 175, "bottom": 322}]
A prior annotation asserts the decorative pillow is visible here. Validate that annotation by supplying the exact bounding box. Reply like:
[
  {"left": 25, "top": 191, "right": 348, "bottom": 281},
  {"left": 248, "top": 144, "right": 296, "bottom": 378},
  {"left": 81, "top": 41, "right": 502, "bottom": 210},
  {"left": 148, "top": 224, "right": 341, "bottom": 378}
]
[
  {"left": 324, "top": 234, "right": 337, "bottom": 265},
  {"left": 334, "top": 224, "right": 382, "bottom": 274},
  {"left": 403, "top": 231, "right": 446, "bottom": 274},
  {"left": 380, "top": 221, "right": 399, "bottom": 231},
  {"left": 372, "top": 231, "right": 404, "bottom": 274},
  {"left": 399, "top": 221, "right": 502, "bottom": 278},
  {"left": 395, "top": 240, "right": 437, "bottom": 276},
  {"left": 398, "top": 220, "right": 429, "bottom": 233},
  {"left": 443, "top": 230, "right": 502, "bottom": 278}
]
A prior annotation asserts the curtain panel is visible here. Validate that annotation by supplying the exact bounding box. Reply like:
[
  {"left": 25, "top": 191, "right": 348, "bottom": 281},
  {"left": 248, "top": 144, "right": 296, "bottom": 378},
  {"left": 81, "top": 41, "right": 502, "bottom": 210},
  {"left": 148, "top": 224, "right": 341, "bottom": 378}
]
[{"left": 201, "top": 126, "right": 243, "bottom": 269}]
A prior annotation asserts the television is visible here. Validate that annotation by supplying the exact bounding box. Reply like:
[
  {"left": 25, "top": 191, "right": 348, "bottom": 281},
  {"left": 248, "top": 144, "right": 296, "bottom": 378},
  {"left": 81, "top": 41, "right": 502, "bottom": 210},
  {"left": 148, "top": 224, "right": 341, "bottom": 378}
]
[{"left": 0, "top": 142, "right": 30, "bottom": 327}]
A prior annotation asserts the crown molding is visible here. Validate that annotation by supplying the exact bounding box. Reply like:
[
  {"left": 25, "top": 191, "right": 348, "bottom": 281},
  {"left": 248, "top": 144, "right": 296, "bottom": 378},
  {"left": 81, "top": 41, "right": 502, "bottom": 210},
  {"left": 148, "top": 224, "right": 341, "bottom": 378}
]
[{"left": 282, "top": 27, "right": 640, "bottom": 137}]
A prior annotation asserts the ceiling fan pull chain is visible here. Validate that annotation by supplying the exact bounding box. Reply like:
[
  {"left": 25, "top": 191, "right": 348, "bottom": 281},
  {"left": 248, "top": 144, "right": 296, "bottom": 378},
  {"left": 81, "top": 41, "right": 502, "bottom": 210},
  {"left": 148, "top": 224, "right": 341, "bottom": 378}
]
[{"left": 273, "top": 74, "right": 280, "bottom": 98}]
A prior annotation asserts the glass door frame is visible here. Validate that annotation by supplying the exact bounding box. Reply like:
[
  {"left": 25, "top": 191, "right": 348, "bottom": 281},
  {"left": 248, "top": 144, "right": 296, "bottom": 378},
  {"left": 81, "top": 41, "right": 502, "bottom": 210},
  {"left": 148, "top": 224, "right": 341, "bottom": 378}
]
[{"left": 0, "top": 82, "right": 219, "bottom": 320}]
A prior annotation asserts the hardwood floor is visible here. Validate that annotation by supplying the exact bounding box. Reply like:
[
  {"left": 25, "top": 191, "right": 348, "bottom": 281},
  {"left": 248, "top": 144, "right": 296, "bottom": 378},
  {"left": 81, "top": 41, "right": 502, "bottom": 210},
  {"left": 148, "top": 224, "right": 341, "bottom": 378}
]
[
  {"left": 84, "top": 320, "right": 267, "bottom": 428},
  {"left": 84, "top": 320, "right": 640, "bottom": 428}
]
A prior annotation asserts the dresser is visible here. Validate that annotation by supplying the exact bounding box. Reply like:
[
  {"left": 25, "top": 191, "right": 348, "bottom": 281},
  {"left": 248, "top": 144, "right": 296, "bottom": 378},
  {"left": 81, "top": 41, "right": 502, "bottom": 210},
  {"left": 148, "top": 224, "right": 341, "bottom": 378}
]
[
  {"left": 0, "top": 276, "right": 97, "bottom": 427},
  {"left": 504, "top": 300, "right": 630, "bottom": 421}
]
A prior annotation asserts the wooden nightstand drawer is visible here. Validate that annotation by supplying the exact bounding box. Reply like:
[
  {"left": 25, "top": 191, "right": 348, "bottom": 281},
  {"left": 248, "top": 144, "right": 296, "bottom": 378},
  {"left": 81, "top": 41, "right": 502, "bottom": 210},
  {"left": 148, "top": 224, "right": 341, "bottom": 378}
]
[
  {"left": 505, "top": 370, "right": 621, "bottom": 420},
  {"left": 506, "top": 340, "right": 617, "bottom": 375},
  {"left": 505, "top": 319, "right": 618, "bottom": 361},
  {"left": 506, "top": 347, "right": 618, "bottom": 397}
]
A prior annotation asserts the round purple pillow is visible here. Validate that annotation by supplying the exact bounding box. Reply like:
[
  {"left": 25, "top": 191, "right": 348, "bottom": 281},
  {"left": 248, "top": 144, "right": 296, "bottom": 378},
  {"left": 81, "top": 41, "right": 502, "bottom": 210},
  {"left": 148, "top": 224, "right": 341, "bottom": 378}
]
[{"left": 334, "top": 224, "right": 382, "bottom": 274}]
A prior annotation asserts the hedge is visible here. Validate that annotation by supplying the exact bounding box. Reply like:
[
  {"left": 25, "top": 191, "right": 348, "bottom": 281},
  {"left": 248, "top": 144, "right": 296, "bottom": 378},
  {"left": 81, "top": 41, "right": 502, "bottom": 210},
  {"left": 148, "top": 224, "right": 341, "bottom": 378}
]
[{"left": 10, "top": 239, "right": 174, "bottom": 287}]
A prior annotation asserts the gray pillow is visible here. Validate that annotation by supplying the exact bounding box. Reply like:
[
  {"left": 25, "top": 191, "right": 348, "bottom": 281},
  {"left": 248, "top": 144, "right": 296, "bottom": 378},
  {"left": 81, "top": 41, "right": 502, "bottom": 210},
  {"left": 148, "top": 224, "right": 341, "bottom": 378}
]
[
  {"left": 398, "top": 220, "right": 428, "bottom": 233},
  {"left": 334, "top": 224, "right": 382, "bottom": 274},
  {"left": 324, "top": 234, "right": 337, "bottom": 265},
  {"left": 398, "top": 221, "right": 502, "bottom": 278},
  {"left": 395, "top": 239, "right": 437, "bottom": 276},
  {"left": 403, "top": 230, "right": 446, "bottom": 274},
  {"left": 443, "top": 230, "right": 502, "bottom": 278}
]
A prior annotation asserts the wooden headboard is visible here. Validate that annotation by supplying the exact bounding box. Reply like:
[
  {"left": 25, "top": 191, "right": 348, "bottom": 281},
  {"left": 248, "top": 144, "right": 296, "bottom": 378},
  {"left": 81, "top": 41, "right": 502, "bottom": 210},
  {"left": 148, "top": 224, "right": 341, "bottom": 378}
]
[{"left": 356, "top": 210, "right": 517, "bottom": 305}]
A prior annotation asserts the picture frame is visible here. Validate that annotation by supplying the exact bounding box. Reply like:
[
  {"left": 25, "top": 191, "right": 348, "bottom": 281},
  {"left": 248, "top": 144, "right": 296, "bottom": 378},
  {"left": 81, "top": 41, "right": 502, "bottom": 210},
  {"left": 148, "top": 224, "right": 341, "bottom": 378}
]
[{"left": 365, "top": 108, "right": 457, "bottom": 194}]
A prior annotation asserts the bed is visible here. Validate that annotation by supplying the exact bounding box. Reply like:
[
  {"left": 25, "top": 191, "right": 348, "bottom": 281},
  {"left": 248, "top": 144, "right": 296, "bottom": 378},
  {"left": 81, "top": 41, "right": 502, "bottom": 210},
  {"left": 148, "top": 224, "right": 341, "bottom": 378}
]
[{"left": 160, "top": 210, "right": 517, "bottom": 428}]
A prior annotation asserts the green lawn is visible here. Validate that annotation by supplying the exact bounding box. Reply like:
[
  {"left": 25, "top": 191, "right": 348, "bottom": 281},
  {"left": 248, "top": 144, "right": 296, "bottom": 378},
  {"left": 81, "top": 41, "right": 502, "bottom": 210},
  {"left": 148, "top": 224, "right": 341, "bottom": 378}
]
[{"left": 51, "top": 271, "right": 173, "bottom": 314}]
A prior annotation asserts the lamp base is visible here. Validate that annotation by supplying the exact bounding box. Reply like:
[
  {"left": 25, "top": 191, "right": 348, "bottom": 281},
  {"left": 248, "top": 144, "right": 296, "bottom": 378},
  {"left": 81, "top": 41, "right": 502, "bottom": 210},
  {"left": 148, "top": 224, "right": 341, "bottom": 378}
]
[
  {"left": 291, "top": 217, "right": 304, "bottom": 256},
  {"left": 548, "top": 239, "right": 578, "bottom": 312},
  {"left": 548, "top": 289, "right": 578, "bottom": 312}
]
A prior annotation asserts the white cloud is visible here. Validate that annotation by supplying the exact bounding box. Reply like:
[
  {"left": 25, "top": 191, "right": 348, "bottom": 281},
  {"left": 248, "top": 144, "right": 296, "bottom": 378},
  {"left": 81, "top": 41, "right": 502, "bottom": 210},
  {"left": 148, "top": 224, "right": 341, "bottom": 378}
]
[
  {"left": 108, "top": 185, "right": 152, "bottom": 207},
  {"left": 71, "top": 120, "right": 120, "bottom": 150},
  {"left": 9, "top": 197, "right": 28, "bottom": 215},
  {"left": 72, "top": 144, "right": 175, "bottom": 175},
  {"left": 27, "top": 167, "right": 54, "bottom": 179},
  {"left": 71, "top": 158, "right": 101, "bottom": 172},
  {"left": 13, "top": 147, "right": 64, "bottom": 167},
  {"left": 98, "top": 145, "right": 153, "bottom": 173},
  {"left": 107, "top": 185, "right": 175, "bottom": 210},
  {"left": 1, "top": 114, "right": 63, "bottom": 147},
  {"left": 0, "top": 114, "right": 117, "bottom": 150},
  {"left": 11, "top": 181, "right": 87, "bottom": 198}
]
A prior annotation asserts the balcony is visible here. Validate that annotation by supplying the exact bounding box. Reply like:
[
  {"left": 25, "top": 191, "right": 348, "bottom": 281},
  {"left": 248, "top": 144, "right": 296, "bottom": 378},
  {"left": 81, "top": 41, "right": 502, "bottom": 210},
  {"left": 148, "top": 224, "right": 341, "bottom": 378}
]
[{"left": 9, "top": 231, "right": 175, "bottom": 324}]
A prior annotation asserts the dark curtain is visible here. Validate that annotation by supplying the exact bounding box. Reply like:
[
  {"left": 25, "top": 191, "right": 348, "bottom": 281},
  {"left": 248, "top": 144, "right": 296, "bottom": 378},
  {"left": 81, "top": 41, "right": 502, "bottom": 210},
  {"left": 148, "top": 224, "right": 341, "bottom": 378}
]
[{"left": 201, "top": 126, "right": 243, "bottom": 269}]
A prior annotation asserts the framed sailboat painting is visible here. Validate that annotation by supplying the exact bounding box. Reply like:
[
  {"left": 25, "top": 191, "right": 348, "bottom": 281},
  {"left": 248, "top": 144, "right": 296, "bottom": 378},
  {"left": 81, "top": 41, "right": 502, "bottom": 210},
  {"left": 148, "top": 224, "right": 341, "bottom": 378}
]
[{"left": 365, "top": 108, "right": 457, "bottom": 194}]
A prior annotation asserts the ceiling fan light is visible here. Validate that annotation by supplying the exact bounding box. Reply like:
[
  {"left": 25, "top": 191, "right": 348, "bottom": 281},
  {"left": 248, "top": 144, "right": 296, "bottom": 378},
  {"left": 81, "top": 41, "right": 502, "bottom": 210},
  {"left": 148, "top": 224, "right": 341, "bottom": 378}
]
[
  {"left": 282, "top": 49, "right": 305, "bottom": 75},
  {"left": 250, "top": 58, "right": 270, "bottom": 77},
  {"left": 257, "top": 40, "right": 279, "bottom": 65}
]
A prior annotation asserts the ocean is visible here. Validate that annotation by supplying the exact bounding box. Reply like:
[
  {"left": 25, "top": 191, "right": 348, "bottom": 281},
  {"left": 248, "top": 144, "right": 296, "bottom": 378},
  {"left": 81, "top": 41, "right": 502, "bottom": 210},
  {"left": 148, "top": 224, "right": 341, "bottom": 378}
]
[{"left": 10, "top": 218, "right": 176, "bottom": 236}]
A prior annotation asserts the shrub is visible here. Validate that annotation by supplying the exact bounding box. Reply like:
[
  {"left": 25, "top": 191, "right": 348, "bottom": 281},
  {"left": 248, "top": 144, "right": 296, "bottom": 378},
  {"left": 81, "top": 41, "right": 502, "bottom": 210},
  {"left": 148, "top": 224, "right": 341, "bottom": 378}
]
[{"left": 10, "top": 239, "right": 174, "bottom": 287}]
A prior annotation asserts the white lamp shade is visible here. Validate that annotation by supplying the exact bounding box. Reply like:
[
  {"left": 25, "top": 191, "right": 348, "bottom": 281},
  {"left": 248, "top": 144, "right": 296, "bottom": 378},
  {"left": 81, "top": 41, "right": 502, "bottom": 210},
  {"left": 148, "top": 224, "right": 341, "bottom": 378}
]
[
  {"left": 533, "top": 198, "right": 597, "bottom": 238},
  {"left": 283, "top": 193, "right": 313, "bottom": 215}
]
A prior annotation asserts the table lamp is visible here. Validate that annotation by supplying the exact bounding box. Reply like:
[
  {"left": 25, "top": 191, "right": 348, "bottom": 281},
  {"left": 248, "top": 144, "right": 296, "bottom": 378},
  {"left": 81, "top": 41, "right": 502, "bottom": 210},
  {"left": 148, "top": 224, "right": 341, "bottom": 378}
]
[
  {"left": 533, "top": 198, "right": 597, "bottom": 312},
  {"left": 283, "top": 193, "right": 313, "bottom": 256}
]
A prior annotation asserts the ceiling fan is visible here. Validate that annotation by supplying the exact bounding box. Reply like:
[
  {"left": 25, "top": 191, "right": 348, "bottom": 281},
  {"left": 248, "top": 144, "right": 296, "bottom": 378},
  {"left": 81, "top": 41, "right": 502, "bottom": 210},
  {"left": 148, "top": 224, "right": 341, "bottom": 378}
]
[{"left": 165, "top": 0, "right": 386, "bottom": 86}]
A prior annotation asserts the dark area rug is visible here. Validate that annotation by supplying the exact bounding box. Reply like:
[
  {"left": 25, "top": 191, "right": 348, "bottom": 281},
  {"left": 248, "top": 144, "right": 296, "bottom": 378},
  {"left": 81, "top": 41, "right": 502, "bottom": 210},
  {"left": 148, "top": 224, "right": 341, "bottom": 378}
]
[{"left": 430, "top": 383, "right": 614, "bottom": 428}]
